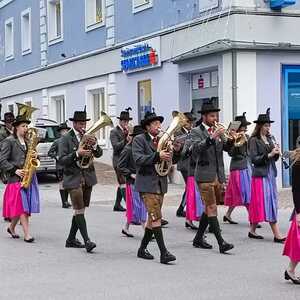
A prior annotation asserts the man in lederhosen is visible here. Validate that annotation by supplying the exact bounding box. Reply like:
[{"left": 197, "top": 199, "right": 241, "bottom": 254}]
[
  {"left": 59, "top": 109, "right": 103, "bottom": 253},
  {"left": 191, "top": 100, "right": 234, "bottom": 254},
  {"left": 176, "top": 111, "right": 196, "bottom": 218},
  {"left": 132, "top": 111, "right": 182, "bottom": 264},
  {"left": 110, "top": 107, "right": 132, "bottom": 212},
  {"left": 48, "top": 121, "right": 72, "bottom": 209},
  {"left": 0, "top": 111, "right": 15, "bottom": 222}
]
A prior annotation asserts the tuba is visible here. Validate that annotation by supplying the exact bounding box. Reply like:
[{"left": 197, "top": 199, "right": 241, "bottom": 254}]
[
  {"left": 78, "top": 111, "right": 113, "bottom": 169},
  {"left": 22, "top": 128, "right": 40, "bottom": 188},
  {"left": 155, "top": 111, "right": 188, "bottom": 176}
]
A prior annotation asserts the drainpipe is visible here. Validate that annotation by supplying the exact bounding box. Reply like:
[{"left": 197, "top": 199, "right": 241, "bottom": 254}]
[{"left": 232, "top": 50, "right": 238, "bottom": 119}]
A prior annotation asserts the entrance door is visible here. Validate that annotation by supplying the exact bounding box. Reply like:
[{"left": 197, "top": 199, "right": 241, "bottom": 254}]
[{"left": 282, "top": 66, "right": 300, "bottom": 187}]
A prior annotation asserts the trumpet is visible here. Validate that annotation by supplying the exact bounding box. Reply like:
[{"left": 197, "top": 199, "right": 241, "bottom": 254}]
[
  {"left": 213, "top": 122, "right": 247, "bottom": 146},
  {"left": 282, "top": 149, "right": 300, "bottom": 169}
]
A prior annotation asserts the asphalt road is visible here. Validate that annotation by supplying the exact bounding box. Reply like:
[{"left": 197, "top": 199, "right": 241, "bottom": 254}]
[{"left": 0, "top": 180, "right": 298, "bottom": 300}]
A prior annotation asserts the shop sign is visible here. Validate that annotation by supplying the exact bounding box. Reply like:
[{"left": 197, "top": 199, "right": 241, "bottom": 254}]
[
  {"left": 121, "top": 37, "right": 161, "bottom": 73},
  {"left": 270, "top": 0, "right": 296, "bottom": 10}
]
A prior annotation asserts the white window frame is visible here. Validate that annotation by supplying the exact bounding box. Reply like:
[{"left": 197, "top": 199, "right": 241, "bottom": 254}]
[
  {"left": 21, "top": 8, "right": 32, "bottom": 55},
  {"left": 48, "top": 90, "right": 66, "bottom": 123},
  {"left": 85, "top": 0, "right": 105, "bottom": 32},
  {"left": 4, "top": 17, "right": 14, "bottom": 61},
  {"left": 47, "top": 0, "right": 64, "bottom": 45},
  {"left": 199, "top": 0, "right": 219, "bottom": 13},
  {"left": 85, "top": 82, "right": 108, "bottom": 147},
  {"left": 6, "top": 102, "right": 15, "bottom": 115},
  {"left": 132, "top": 0, "right": 153, "bottom": 14}
]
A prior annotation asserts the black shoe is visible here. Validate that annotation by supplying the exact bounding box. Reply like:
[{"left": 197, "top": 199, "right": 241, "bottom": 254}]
[
  {"left": 176, "top": 209, "right": 186, "bottom": 218},
  {"left": 4, "top": 217, "right": 11, "bottom": 222},
  {"left": 85, "top": 240, "right": 96, "bottom": 253},
  {"left": 62, "top": 202, "right": 72, "bottom": 209},
  {"left": 223, "top": 216, "right": 238, "bottom": 225},
  {"left": 161, "top": 219, "right": 169, "bottom": 227},
  {"left": 113, "top": 206, "right": 126, "bottom": 212},
  {"left": 7, "top": 228, "right": 20, "bottom": 239},
  {"left": 248, "top": 232, "right": 264, "bottom": 239},
  {"left": 122, "top": 229, "right": 134, "bottom": 238},
  {"left": 256, "top": 224, "right": 262, "bottom": 229},
  {"left": 274, "top": 237, "right": 286, "bottom": 244},
  {"left": 24, "top": 237, "right": 35, "bottom": 243},
  {"left": 65, "top": 238, "right": 85, "bottom": 248},
  {"left": 160, "top": 251, "right": 176, "bottom": 264},
  {"left": 137, "top": 248, "right": 154, "bottom": 260},
  {"left": 193, "top": 238, "right": 213, "bottom": 249},
  {"left": 219, "top": 241, "right": 234, "bottom": 254},
  {"left": 185, "top": 222, "right": 198, "bottom": 230},
  {"left": 284, "top": 270, "right": 300, "bottom": 285}
]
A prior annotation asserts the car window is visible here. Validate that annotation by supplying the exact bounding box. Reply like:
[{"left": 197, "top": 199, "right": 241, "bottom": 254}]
[{"left": 36, "top": 126, "right": 60, "bottom": 143}]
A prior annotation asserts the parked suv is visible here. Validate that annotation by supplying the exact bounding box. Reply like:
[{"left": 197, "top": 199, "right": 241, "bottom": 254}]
[{"left": 35, "top": 118, "right": 60, "bottom": 175}]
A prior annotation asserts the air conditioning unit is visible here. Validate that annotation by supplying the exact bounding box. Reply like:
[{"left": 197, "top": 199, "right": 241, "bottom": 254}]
[{"left": 270, "top": 0, "right": 296, "bottom": 10}]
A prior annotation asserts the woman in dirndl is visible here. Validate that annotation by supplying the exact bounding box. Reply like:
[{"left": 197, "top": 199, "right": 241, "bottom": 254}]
[
  {"left": 248, "top": 108, "right": 285, "bottom": 243},
  {"left": 118, "top": 125, "right": 147, "bottom": 237},
  {"left": 0, "top": 114, "right": 40, "bottom": 243},
  {"left": 183, "top": 128, "right": 204, "bottom": 230},
  {"left": 282, "top": 153, "right": 300, "bottom": 284},
  {"left": 224, "top": 113, "right": 251, "bottom": 224}
]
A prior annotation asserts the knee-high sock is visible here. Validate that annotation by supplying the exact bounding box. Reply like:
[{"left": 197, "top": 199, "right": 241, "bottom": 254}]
[
  {"left": 178, "top": 191, "right": 186, "bottom": 210},
  {"left": 67, "top": 216, "right": 78, "bottom": 241},
  {"left": 120, "top": 187, "right": 126, "bottom": 202},
  {"left": 208, "top": 216, "right": 224, "bottom": 245},
  {"left": 60, "top": 189, "right": 67, "bottom": 205},
  {"left": 140, "top": 227, "right": 153, "bottom": 250},
  {"left": 193, "top": 213, "right": 209, "bottom": 242},
  {"left": 152, "top": 226, "right": 167, "bottom": 255},
  {"left": 114, "top": 187, "right": 122, "bottom": 207},
  {"left": 75, "top": 214, "right": 89, "bottom": 243}
]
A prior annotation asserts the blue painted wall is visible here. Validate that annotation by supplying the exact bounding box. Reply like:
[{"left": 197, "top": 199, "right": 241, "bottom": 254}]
[
  {"left": 47, "top": 0, "right": 106, "bottom": 64},
  {"left": 115, "top": 0, "right": 221, "bottom": 43},
  {"left": 0, "top": 0, "right": 41, "bottom": 78}
]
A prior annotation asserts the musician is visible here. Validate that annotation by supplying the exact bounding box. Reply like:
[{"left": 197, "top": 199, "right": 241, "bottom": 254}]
[
  {"left": 0, "top": 114, "right": 40, "bottom": 243},
  {"left": 224, "top": 113, "right": 251, "bottom": 224},
  {"left": 191, "top": 100, "right": 234, "bottom": 254},
  {"left": 283, "top": 138, "right": 300, "bottom": 284},
  {"left": 118, "top": 125, "right": 147, "bottom": 237},
  {"left": 48, "top": 122, "right": 72, "bottom": 209},
  {"left": 177, "top": 112, "right": 203, "bottom": 230},
  {"left": 59, "top": 109, "right": 103, "bottom": 253},
  {"left": 0, "top": 112, "right": 15, "bottom": 222},
  {"left": 248, "top": 108, "right": 285, "bottom": 243},
  {"left": 110, "top": 108, "right": 132, "bottom": 212},
  {"left": 132, "top": 111, "right": 182, "bottom": 264},
  {"left": 176, "top": 111, "right": 196, "bottom": 218}
]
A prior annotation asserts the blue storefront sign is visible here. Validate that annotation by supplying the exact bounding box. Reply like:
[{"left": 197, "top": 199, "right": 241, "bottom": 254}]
[
  {"left": 120, "top": 37, "right": 161, "bottom": 73},
  {"left": 270, "top": 0, "right": 296, "bottom": 10}
]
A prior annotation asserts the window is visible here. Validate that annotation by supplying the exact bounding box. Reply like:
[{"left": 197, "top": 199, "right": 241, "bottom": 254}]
[
  {"left": 85, "top": 0, "right": 105, "bottom": 31},
  {"left": 199, "top": 0, "right": 218, "bottom": 13},
  {"left": 21, "top": 8, "right": 32, "bottom": 55},
  {"left": 86, "top": 84, "right": 107, "bottom": 145},
  {"left": 132, "top": 0, "right": 153, "bottom": 13},
  {"left": 5, "top": 18, "right": 14, "bottom": 60},
  {"left": 47, "top": 0, "right": 63, "bottom": 44},
  {"left": 138, "top": 80, "right": 152, "bottom": 122},
  {"left": 7, "top": 104, "right": 14, "bottom": 114},
  {"left": 49, "top": 94, "right": 65, "bottom": 123}
]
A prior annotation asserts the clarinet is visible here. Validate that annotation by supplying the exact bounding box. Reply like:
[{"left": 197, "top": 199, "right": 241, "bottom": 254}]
[{"left": 269, "top": 134, "right": 289, "bottom": 169}]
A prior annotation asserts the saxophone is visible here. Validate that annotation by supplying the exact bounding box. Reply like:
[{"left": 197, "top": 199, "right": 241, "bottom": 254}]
[
  {"left": 155, "top": 111, "right": 188, "bottom": 176},
  {"left": 21, "top": 128, "right": 40, "bottom": 189}
]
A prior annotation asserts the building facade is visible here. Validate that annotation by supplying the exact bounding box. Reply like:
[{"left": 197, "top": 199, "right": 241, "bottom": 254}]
[{"left": 0, "top": 0, "right": 300, "bottom": 187}]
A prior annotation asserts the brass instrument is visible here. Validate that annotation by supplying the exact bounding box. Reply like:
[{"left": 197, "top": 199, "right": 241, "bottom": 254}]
[
  {"left": 16, "top": 103, "right": 40, "bottom": 189},
  {"left": 282, "top": 149, "right": 300, "bottom": 169},
  {"left": 155, "top": 111, "right": 188, "bottom": 176},
  {"left": 22, "top": 128, "right": 40, "bottom": 188},
  {"left": 78, "top": 111, "right": 113, "bottom": 169}
]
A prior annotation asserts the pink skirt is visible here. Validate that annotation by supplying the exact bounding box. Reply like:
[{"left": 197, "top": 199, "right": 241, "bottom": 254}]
[
  {"left": 2, "top": 182, "right": 26, "bottom": 218},
  {"left": 283, "top": 216, "right": 300, "bottom": 262}
]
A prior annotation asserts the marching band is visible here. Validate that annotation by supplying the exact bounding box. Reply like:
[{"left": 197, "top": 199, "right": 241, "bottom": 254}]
[{"left": 0, "top": 100, "right": 299, "bottom": 283}]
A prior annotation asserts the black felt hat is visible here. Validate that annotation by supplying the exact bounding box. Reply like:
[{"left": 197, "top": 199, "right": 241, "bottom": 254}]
[
  {"left": 2, "top": 112, "right": 15, "bottom": 123},
  {"left": 235, "top": 112, "right": 251, "bottom": 127},
  {"left": 12, "top": 115, "right": 31, "bottom": 127},
  {"left": 253, "top": 108, "right": 274, "bottom": 124},
  {"left": 129, "top": 125, "right": 144, "bottom": 136},
  {"left": 184, "top": 110, "right": 196, "bottom": 121},
  {"left": 58, "top": 121, "right": 71, "bottom": 131},
  {"left": 141, "top": 109, "right": 164, "bottom": 129},
  {"left": 69, "top": 107, "right": 90, "bottom": 122},
  {"left": 198, "top": 97, "right": 220, "bottom": 114},
  {"left": 118, "top": 107, "right": 133, "bottom": 121}
]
